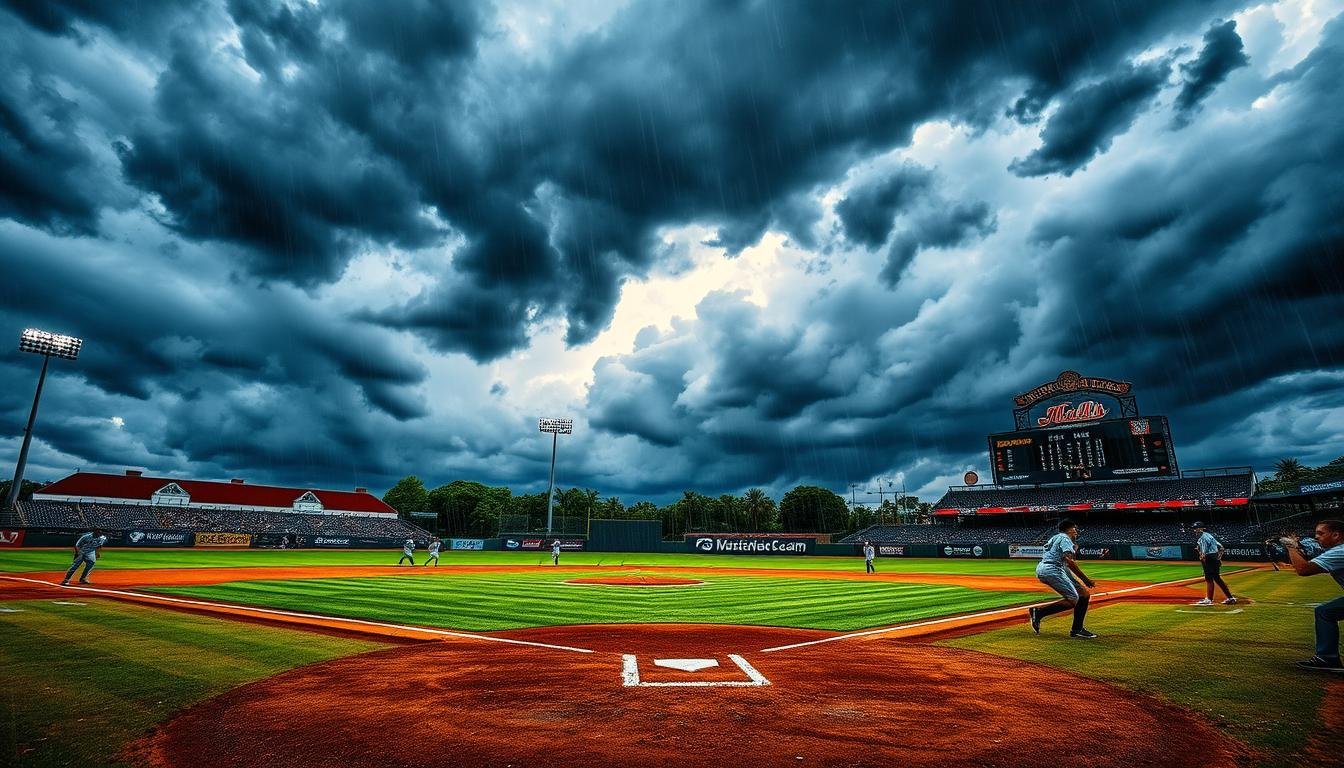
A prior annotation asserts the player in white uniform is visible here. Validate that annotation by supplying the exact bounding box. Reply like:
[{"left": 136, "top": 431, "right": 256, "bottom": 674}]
[
  {"left": 1028, "top": 519, "right": 1098, "bottom": 639},
  {"left": 551, "top": 539, "right": 562, "bottom": 566},
  {"left": 863, "top": 541, "right": 876, "bottom": 573},
  {"left": 398, "top": 538, "right": 415, "bottom": 566},
  {"left": 424, "top": 537, "right": 441, "bottom": 567},
  {"left": 61, "top": 528, "right": 109, "bottom": 585}
]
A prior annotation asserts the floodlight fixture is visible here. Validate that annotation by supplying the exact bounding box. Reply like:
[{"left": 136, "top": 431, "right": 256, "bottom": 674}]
[
  {"left": 19, "top": 328, "right": 82, "bottom": 360},
  {"left": 538, "top": 417, "right": 574, "bottom": 533},
  {"left": 538, "top": 417, "right": 573, "bottom": 434},
  {"left": 6, "top": 328, "right": 84, "bottom": 510}
]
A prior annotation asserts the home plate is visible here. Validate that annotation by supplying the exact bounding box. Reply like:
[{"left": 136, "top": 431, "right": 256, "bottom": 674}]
[
  {"left": 654, "top": 659, "right": 719, "bottom": 672},
  {"left": 622, "top": 654, "right": 770, "bottom": 687}
]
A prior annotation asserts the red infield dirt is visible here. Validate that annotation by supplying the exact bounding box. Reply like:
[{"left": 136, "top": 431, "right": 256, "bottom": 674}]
[{"left": 130, "top": 623, "right": 1250, "bottom": 768}]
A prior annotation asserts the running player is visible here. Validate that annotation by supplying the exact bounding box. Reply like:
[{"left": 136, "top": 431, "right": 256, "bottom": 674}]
[
  {"left": 398, "top": 538, "right": 415, "bottom": 566},
  {"left": 424, "top": 537, "right": 441, "bottom": 567},
  {"left": 61, "top": 528, "right": 108, "bottom": 586},
  {"left": 1192, "top": 521, "right": 1235, "bottom": 605},
  {"left": 1027, "top": 519, "right": 1098, "bottom": 639}
]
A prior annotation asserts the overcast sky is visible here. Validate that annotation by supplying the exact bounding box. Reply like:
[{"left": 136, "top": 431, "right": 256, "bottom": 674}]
[{"left": 1, "top": 0, "right": 1342, "bottom": 504}]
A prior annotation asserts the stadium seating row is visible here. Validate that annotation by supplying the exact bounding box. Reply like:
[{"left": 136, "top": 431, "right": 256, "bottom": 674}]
[
  {"left": 14, "top": 501, "right": 429, "bottom": 539},
  {"left": 932, "top": 474, "right": 1253, "bottom": 511}
]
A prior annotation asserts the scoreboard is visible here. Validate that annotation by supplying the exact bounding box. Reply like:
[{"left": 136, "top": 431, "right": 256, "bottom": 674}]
[{"left": 988, "top": 417, "right": 1176, "bottom": 486}]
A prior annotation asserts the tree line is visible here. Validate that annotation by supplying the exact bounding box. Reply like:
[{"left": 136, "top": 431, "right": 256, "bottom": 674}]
[{"left": 381, "top": 476, "right": 932, "bottom": 540}]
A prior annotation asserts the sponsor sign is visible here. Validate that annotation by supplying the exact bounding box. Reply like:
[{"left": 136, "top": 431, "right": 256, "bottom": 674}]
[
  {"left": 1223, "top": 546, "right": 1267, "bottom": 560},
  {"left": 124, "top": 530, "right": 193, "bottom": 547},
  {"left": 1076, "top": 546, "right": 1111, "bottom": 559},
  {"left": 1036, "top": 400, "right": 1108, "bottom": 427},
  {"left": 194, "top": 532, "right": 253, "bottom": 547},
  {"left": 450, "top": 538, "right": 485, "bottom": 551},
  {"left": 311, "top": 536, "right": 353, "bottom": 548},
  {"left": 1009, "top": 544, "right": 1044, "bottom": 559},
  {"left": 1129, "top": 544, "right": 1184, "bottom": 560},
  {"left": 1301, "top": 479, "right": 1344, "bottom": 494},
  {"left": 513, "top": 537, "right": 586, "bottom": 551},
  {"left": 1014, "top": 370, "right": 1132, "bottom": 409},
  {"left": 877, "top": 545, "right": 906, "bottom": 557},
  {"left": 940, "top": 544, "right": 986, "bottom": 558},
  {"left": 688, "top": 536, "right": 812, "bottom": 555},
  {"left": 0, "top": 529, "right": 24, "bottom": 548},
  {"left": 504, "top": 538, "right": 521, "bottom": 550}
]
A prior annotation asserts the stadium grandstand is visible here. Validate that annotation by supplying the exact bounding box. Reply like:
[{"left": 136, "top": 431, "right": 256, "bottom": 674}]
[{"left": 10, "top": 470, "right": 429, "bottom": 542}]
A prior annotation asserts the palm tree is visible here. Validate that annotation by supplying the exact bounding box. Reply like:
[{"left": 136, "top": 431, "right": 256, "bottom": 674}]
[
  {"left": 743, "top": 488, "right": 773, "bottom": 532},
  {"left": 1274, "top": 458, "right": 1305, "bottom": 482}
]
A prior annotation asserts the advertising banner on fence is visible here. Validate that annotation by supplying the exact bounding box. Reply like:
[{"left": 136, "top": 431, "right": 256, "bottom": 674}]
[
  {"left": 124, "top": 530, "right": 193, "bottom": 547},
  {"left": 940, "top": 544, "right": 987, "bottom": 558},
  {"left": 854, "top": 544, "right": 909, "bottom": 557},
  {"left": 450, "top": 538, "right": 485, "bottom": 550},
  {"left": 503, "top": 537, "right": 586, "bottom": 551},
  {"left": 0, "top": 529, "right": 23, "bottom": 548},
  {"left": 688, "top": 536, "right": 812, "bottom": 555},
  {"left": 1130, "top": 545, "right": 1184, "bottom": 560},
  {"left": 1009, "top": 544, "right": 1044, "bottom": 558},
  {"left": 194, "top": 532, "right": 253, "bottom": 547},
  {"left": 1222, "top": 545, "right": 1268, "bottom": 561},
  {"left": 1076, "top": 546, "right": 1113, "bottom": 559}
]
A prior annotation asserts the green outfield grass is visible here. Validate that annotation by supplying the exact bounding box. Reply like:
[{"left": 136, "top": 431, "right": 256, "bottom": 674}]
[
  {"left": 150, "top": 569, "right": 1044, "bottom": 631},
  {"left": 0, "top": 547, "right": 1208, "bottom": 582},
  {"left": 944, "top": 569, "right": 1342, "bottom": 767},
  {"left": 0, "top": 598, "right": 386, "bottom": 768}
]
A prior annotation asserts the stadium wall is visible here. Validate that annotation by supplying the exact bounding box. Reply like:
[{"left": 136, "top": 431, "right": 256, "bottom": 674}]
[{"left": 588, "top": 519, "right": 661, "bottom": 552}]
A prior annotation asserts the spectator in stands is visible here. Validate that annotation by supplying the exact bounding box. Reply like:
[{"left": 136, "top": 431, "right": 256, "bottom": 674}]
[
  {"left": 1192, "top": 522, "right": 1236, "bottom": 606},
  {"left": 61, "top": 528, "right": 108, "bottom": 586},
  {"left": 863, "top": 541, "right": 875, "bottom": 573},
  {"left": 1281, "top": 520, "right": 1344, "bottom": 671},
  {"left": 1028, "top": 519, "right": 1098, "bottom": 640}
]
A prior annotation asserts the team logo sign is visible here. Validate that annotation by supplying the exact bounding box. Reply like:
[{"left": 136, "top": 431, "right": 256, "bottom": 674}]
[{"left": 696, "top": 538, "right": 715, "bottom": 552}]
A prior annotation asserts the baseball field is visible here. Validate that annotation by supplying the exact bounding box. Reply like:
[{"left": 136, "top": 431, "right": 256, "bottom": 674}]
[{"left": 1, "top": 549, "right": 1340, "bottom": 768}]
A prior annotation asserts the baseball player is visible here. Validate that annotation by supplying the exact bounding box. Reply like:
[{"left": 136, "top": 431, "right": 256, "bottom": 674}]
[
  {"left": 1280, "top": 520, "right": 1344, "bottom": 671},
  {"left": 863, "top": 541, "right": 876, "bottom": 574},
  {"left": 61, "top": 528, "right": 109, "bottom": 586},
  {"left": 1192, "top": 522, "right": 1236, "bottom": 605},
  {"left": 551, "top": 539, "right": 562, "bottom": 566},
  {"left": 398, "top": 538, "right": 416, "bottom": 566},
  {"left": 424, "top": 537, "right": 441, "bottom": 567},
  {"left": 1027, "top": 519, "right": 1098, "bottom": 639}
]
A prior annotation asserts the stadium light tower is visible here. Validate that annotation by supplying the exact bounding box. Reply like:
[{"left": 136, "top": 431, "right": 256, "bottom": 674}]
[
  {"left": 6, "top": 329, "right": 83, "bottom": 510},
  {"left": 538, "top": 417, "right": 573, "bottom": 534}
]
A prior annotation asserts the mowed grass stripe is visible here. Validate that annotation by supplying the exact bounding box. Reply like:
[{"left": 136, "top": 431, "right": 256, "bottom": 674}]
[
  {"left": 0, "top": 548, "right": 1205, "bottom": 582},
  {"left": 152, "top": 571, "right": 1043, "bottom": 631}
]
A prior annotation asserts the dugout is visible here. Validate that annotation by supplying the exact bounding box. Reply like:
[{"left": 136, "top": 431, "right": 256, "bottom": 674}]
[{"left": 588, "top": 519, "right": 662, "bottom": 552}]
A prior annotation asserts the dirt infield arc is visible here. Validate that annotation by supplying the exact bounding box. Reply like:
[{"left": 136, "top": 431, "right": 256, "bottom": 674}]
[{"left": 131, "top": 624, "right": 1249, "bottom": 768}]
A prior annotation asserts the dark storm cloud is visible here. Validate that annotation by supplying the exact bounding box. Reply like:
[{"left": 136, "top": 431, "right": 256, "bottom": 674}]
[
  {"left": 0, "top": 67, "right": 100, "bottom": 232},
  {"left": 11, "top": 0, "right": 1233, "bottom": 360},
  {"left": 1010, "top": 59, "right": 1172, "bottom": 177},
  {"left": 1173, "top": 19, "right": 1249, "bottom": 125},
  {"left": 837, "top": 165, "right": 934, "bottom": 249}
]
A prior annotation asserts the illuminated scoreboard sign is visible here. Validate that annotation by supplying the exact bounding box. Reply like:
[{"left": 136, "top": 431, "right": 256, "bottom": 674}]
[{"left": 988, "top": 417, "right": 1175, "bottom": 486}]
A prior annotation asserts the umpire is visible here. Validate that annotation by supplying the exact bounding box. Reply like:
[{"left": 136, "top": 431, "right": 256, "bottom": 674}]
[{"left": 1192, "top": 522, "right": 1236, "bottom": 606}]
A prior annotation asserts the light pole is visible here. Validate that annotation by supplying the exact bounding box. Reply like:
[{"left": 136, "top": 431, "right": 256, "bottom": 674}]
[
  {"left": 538, "top": 417, "right": 573, "bottom": 534},
  {"left": 6, "top": 329, "right": 82, "bottom": 510}
]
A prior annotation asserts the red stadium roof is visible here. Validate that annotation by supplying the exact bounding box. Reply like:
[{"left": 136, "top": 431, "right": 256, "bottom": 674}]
[{"left": 36, "top": 471, "right": 394, "bottom": 515}]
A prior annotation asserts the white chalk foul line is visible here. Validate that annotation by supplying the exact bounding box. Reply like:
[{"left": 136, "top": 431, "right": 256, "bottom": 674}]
[
  {"left": 0, "top": 576, "right": 593, "bottom": 655},
  {"left": 760, "top": 573, "right": 1214, "bottom": 653},
  {"left": 621, "top": 653, "right": 770, "bottom": 687}
]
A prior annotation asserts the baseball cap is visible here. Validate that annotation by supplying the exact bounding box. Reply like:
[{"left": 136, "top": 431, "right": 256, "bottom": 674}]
[{"left": 1192, "top": 521, "right": 1205, "bottom": 528}]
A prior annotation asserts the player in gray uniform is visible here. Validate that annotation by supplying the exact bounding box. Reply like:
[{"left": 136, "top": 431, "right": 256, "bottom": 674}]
[
  {"left": 551, "top": 539, "right": 562, "bottom": 566},
  {"left": 424, "top": 537, "right": 441, "bottom": 567},
  {"left": 1192, "top": 522, "right": 1235, "bottom": 605},
  {"left": 1027, "top": 519, "right": 1098, "bottom": 639},
  {"left": 61, "top": 528, "right": 109, "bottom": 586},
  {"left": 1281, "top": 519, "right": 1344, "bottom": 671},
  {"left": 863, "top": 541, "right": 876, "bottom": 574},
  {"left": 398, "top": 538, "right": 415, "bottom": 566}
]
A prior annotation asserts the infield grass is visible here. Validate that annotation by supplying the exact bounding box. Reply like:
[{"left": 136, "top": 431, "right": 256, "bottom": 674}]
[
  {"left": 944, "top": 569, "right": 1342, "bottom": 767},
  {"left": 150, "top": 570, "right": 1045, "bottom": 631},
  {"left": 0, "top": 598, "right": 386, "bottom": 768},
  {"left": 0, "top": 548, "right": 1206, "bottom": 582}
]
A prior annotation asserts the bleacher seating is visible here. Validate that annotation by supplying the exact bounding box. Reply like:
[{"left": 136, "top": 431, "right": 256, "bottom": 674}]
[
  {"left": 13, "top": 501, "right": 428, "bottom": 540},
  {"left": 933, "top": 473, "right": 1253, "bottom": 511}
]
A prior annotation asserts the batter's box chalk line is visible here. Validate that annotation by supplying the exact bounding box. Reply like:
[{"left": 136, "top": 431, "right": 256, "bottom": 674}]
[{"left": 621, "top": 654, "right": 771, "bottom": 687}]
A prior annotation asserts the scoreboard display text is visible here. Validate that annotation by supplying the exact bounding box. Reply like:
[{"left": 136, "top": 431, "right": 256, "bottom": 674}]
[{"left": 988, "top": 417, "right": 1175, "bottom": 486}]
